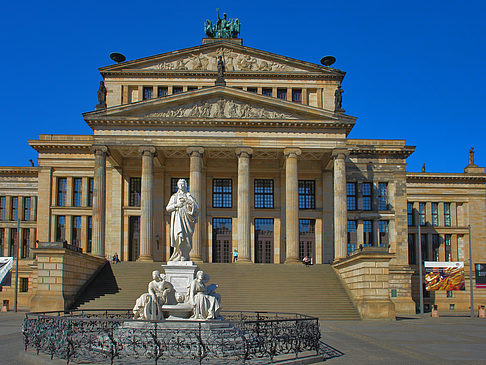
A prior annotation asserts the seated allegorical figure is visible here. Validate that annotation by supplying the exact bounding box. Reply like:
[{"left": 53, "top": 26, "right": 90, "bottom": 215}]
[
  {"left": 188, "top": 270, "right": 222, "bottom": 320},
  {"left": 133, "top": 270, "right": 171, "bottom": 320}
]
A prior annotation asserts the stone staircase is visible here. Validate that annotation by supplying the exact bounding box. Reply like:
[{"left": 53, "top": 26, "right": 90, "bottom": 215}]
[{"left": 74, "top": 262, "right": 361, "bottom": 320}]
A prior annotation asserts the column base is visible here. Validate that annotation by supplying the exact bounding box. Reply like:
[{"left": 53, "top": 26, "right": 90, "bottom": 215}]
[
  {"left": 189, "top": 255, "right": 204, "bottom": 263},
  {"left": 284, "top": 258, "right": 301, "bottom": 264},
  {"left": 236, "top": 258, "right": 253, "bottom": 264},
  {"left": 137, "top": 255, "right": 154, "bottom": 262}
]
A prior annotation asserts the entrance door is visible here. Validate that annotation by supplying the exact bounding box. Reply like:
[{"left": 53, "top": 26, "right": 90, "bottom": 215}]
[
  {"left": 299, "top": 219, "right": 315, "bottom": 262},
  {"left": 212, "top": 218, "right": 232, "bottom": 263},
  {"left": 128, "top": 216, "right": 140, "bottom": 261},
  {"left": 255, "top": 218, "right": 274, "bottom": 263}
]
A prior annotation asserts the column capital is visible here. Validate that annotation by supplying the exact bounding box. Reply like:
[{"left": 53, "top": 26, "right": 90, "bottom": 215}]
[
  {"left": 90, "top": 145, "right": 108, "bottom": 155},
  {"left": 331, "top": 148, "right": 349, "bottom": 160},
  {"left": 283, "top": 147, "right": 301, "bottom": 159},
  {"left": 187, "top": 146, "right": 204, "bottom": 158},
  {"left": 235, "top": 147, "right": 253, "bottom": 158},
  {"left": 140, "top": 146, "right": 157, "bottom": 157}
]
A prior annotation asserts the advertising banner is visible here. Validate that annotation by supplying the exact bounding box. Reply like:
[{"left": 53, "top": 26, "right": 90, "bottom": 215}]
[
  {"left": 0, "top": 257, "right": 13, "bottom": 287},
  {"left": 424, "top": 261, "right": 465, "bottom": 291},
  {"left": 475, "top": 263, "right": 486, "bottom": 289}
]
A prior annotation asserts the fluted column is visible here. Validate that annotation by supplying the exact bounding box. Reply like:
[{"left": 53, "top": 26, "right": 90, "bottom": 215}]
[
  {"left": 333, "top": 149, "right": 349, "bottom": 261},
  {"left": 187, "top": 147, "right": 204, "bottom": 262},
  {"left": 138, "top": 146, "right": 156, "bottom": 262},
  {"left": 91, "top": 145, "right": 107, "bottom": 258},
  {"left": 284, "top": 148, "right": 301, "bottom": 263},
  {"left": 236, "top": 147, "right": 253, "bottom": 262}
]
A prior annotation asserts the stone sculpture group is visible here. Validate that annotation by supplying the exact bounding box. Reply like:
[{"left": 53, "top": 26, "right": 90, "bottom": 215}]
[{"left": 133, "top": 179, "right": 222, "bottom": 321}]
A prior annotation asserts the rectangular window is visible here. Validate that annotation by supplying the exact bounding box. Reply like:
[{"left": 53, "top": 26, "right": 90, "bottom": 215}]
[
  {"left": 346, "top": 182, "right": 357, "bottom": 210},
  {"left": 171, "top": 178, "right": 190, "bottom": 195},
  {"left": 292, "top": 89, "right": 302, "bottom": 103},
  {"left": 347, "top": 220, "right": 357, "bottom": 255},
  {"left": 421, "top": 234, "right": 428, "bottom": 261},
  {"left": 87, "top": 216, "right": 92, "bottom": 253},
  {"left": 0, "top": 228, "right": 4, "bottom": 256},
  {"left": 142, "top": 86, "right": 153, "bottom": 100},
  {"left": 362, "top": 183, "right": 372, "bottom": 211},
  {"left": 379, "top": 221, "right": 388, "bottom": 247},
  {"left": 378, "top": 183, "right": 388, "bottom": 210},
  {"left": 23, "top": 197, "right": 31, "bottom": 221},
  {"left": 445, "top": 234, "right": 452, "bottom": 261},
  {"left": 432, "top": 234, "right": 440, "bottom": 261},
  {"left": 432, "top": 202, "right": 439, "bottom": 227},
  {"left": 363, "top": 220, "right": 373, "bottom": 247},
  {"left": 262, "top": 88, "right": 272, "bottom": 96},
  {"left": 88, "top": 178, "right": 94, "bottom": 207},
  {"left": 158, "top": 86, "right": 168, "bottom": 97},
  {"left": 72, "top": 216, "right": 81, "bottom": 247},
  {"left": 0, "top": 197, "right": 5, "bottom": 220},
  {"left": 408, "top": 233, "right": 416, "bottom": 265},
  {"left": 72, "top": 178, "right": 82, "bottom": 207},
  {"left": 407, "top": 202, "right": 414, "bottom": 226},
  {"left": 213, "top": 179, "right": 232, "bottom": 208},
  {"left": 277, "top": 88, "right": 287, "bottom": 100},
  {"left": 247, "top": 87, "right": 257, "bottom": 93},
  {"left": 21, "top": 228, "right": 29, "bottom": 258},
  {"left": 10, "top": 228, "right": 17, "bottom": 257},
  {"left": 57, "top": 178, "right": 67, "bottom": 206},
  {"left": 11, "top": 197, "right": 18, "bottom": 221},
  {"left": 56, "top": 216, "right": 66, "bottom": 242},
  {"left": 419, "top": 202, "right": 426, "bottom": 226},
  {"left": 444, "top": 203, "right": 451, "bottom": 226},
  {"left": 299, "top": 219, "right": 315, "bottom": 261},
  {"left": 187, "top": 86, "right": 198, "bottom": 92},
  {"left": 254, "top": 179, "right": 274, "bottom": 209},
  {"left": 19, "top": 278, "right": 28, "bottom": 292},
  {"left": 173, "top": 86, "right": 183, "bottom": 94},
  {"left": 129, "top": 177, "right": 141, "bottom": 207},
  {"left": 298, "top": 180, "right": 315, "bottom": 209}
]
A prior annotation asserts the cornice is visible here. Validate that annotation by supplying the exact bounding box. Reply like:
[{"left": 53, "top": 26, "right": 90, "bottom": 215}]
[
  {"left": 407, "top": 172, "right": 486, "bottom": 183},
  {"left": 0, "top": 167, "right": 38, "bottom": 176},
  {"left": 348, "top": 147, "right": 415, "bottom": 158},
  {"left": 29, "top": 142, "right": 92, "bottom": 153}
]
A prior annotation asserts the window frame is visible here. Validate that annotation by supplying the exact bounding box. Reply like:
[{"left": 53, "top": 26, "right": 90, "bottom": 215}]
[
  {"left": 57, "top": 178, "right": 67, "bottom": 207},
  {"left": 254, "top": 179, "right": 274, "bottom": 209},
  {"left": 298, "top": 180, "right": 315, "bottom": 210},
  {"left": 362, "top": 182, "right": 372, "bottom": 211},
  {"left": 129, "top": 177, "right": 141, "bottom": 207},
  {"left": 346, "top": 182, "right": 357, "bottom": 211},
  {"left": 378, "top": 182, "right": 388, "bottom": 211},
  {"left": 212, "top": 179, "right": 233, "bottom": 208},
  {"left": 72, "top": 178, "right": 83, "bottom": 207}
]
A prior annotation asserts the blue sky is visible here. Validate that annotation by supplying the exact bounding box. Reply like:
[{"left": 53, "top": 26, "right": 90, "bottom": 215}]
[{"left": 1, "top": 1, "right": 485, "bottom": 173}]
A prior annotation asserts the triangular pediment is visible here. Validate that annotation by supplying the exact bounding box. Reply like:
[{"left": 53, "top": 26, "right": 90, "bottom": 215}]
[{"left": 100, "top": 41, "right": 344, "bottom": 76}]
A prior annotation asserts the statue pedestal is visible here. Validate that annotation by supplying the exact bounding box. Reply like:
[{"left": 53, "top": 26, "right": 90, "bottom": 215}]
[{"left": 162, "top": 261, "right": 199, "bottom": 299}]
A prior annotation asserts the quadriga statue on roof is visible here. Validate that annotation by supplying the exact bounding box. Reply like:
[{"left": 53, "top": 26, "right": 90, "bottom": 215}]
[
  {"left": 204, "top": 9, "right": 240, "bottom": 39},
  {"left": 166, "top": 179, "right": 199, "bottom": 261}
]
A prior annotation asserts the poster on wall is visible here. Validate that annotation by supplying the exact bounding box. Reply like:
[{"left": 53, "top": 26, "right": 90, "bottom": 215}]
[
  {"left": 424, "top": 262, "right": 465, "bottom": 291},
  {"left": 0, "top": 257, "right": 13, "bottom": 287},
  {"left": 475, "top": 263, "right": 486, "bottom": 288}
]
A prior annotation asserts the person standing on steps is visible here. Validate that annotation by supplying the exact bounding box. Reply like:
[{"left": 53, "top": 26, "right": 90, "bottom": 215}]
[{"left": 232, "top": 248, "right": 238, "bottom": 262}]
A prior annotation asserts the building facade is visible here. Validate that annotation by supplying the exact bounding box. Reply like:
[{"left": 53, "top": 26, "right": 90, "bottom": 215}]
[{"left": 1, "top": 36, "right": 485, "bottom": 315}]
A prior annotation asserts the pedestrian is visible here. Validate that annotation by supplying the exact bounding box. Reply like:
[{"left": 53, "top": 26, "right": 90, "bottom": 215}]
[
  {"left": 302, "top": 255, "right": 311, "bottom": 266},
  {"left": 112, "top": 252, "right": 120, "bottom": 264},
  {"left": 232, "top": 248, "right": 238, "bottom": 263}
]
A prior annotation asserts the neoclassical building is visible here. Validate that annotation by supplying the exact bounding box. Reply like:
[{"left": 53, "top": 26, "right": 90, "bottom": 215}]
[{"left": 0, "top": 34, "right": 485, "bottom": 316}]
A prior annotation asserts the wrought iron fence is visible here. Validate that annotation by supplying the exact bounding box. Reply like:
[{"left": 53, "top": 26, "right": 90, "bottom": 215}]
[{"left": 22, "top": 310, "right": 322, "bottom": 364}]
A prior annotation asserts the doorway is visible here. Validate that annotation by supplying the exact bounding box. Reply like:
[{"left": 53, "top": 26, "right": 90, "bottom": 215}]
[
  {"left": 212, "top": 218, "right": 232, "bottom": 263},
  {"left": 128, "top": 216, "right": 140, "bottom": 261},
  {"left": 255, "top": 218, "right": 274, "bottom": 263}
]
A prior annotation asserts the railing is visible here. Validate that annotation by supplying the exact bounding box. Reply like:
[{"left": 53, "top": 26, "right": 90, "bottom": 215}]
[{"left": 22, "top": 310, "right": 322, "bottom": 364}]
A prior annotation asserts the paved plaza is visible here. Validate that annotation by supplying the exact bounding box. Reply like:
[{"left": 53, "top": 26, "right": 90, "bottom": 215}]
[{"left": 1, "top": 312, "right": 485, "bottom": 364}]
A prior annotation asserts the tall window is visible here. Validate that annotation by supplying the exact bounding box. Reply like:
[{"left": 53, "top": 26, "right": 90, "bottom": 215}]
[
  {"left": 19, "top": 278, "right": 28, "bottom": 292},
  {"left": 57, "top": 178, "right": 67, "bottom": 206},
  {"left": 432, "top": 234, "right": 440, "bottom": 261},
  {"left": 445, "top": 234, "right": 452, "bottom": 261},
  {"left": 87, "top": 216, "right": 92, "bottom": 253},
  {"left": 21, "top": 228, "right": 29, "bottom": 258},
  {"left": 431, "top": 202, "right": 439, "bottom": 227},
  {"left": 277, "top": 88, "right": 287, "bottom": 100},
  {"left": 0, "top": 228, "right": 4, "bottom": 256},
  {"left": 419, "top": 202, "right": 426, "bottom": 226},
  {"left": 379, "top": 221, "right": 388, "bottom": 247},
  {"left": 362, "top": 183, "right": 372, "bottom": 210},
  {"left": 292, "top": 89, "right": 302, "bottom": 103},
  {"left": 363, "top": 220, "right": 373, "bottom": 247},
  {"left": 88, "top": 178, "right": 94, "bottom": 207},
  {"left": 346, "top": 183, "right": 357, "bottom": 210},
  {"left": 421, "top": 234, "right": 428, "bottom": 261},
  {"left": 56, "top": 216, "right": 66, "bottom": 242},
  {"left": 298, "top": 180, "right": 315, "bottom": 209},
  {"left": 23, "top": 197, "right": 31, "bottom": 221},
  {"left": 408, "top": 234, "right": 416, "bottom": 265},
  {"left": 158, "top": 86, "right": 168, "bottom": 97},
  {"left": 173, "top": 86, "right": 183, "bottom": 94},
  {"left": 0, "top": 197, "right": 5, "bottom": 220},
  {"left": 171, "top": 178, "right": 190, "bottom": 195},
  {"left": 213, "top": 179, "right": 232, "bottom": 208},
  {"left": 72, "top": 216, "right": 81, "bottom": 247},
  {"left": 347, "top": 220, "right": 357, "bottom": 255},
  {"left": 444, "top": 203, "right": 451, "bottom": 226},
  {"left": 378, "top": 183, "right": 388, "bottom": 210},
  {"left": 11, "top": 197, "right": 18, "bottom": 221},
  {"left": 73, "top": 178, "right": 82, "bottom": 207},
  {"left": 129, "top": 177, "right": 141, "bottom": 207},
  {"left": 407, "top": 202, "right": 414, "bottom": 226},
  {"left": 262, "top": 88, "right": 272, "bottom": 96},
  {"left": 254, "top": 179, "right": 274, "bottom": 209},
  {"left": 143, "top": 86, "right": 153, "bottom": 100},
  {"left": 10, "top": 228, "right": 17, "bottom": 257}
]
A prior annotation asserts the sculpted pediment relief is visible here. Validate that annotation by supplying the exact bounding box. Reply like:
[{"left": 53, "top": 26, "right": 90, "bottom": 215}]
[
  {"left": 139, "top": 47, "right": 303, "bottom": 72},
  {"left": 142, "top": 97, "right": 297, "bottom": 119}
]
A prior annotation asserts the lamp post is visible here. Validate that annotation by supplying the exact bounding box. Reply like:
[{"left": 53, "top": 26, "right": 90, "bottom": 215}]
[
  {"left": 416, "top": 208, "right": 424, "bottom": 316},
  {"left": 14, "top": 218, "right": 20, "bottom": 312},
  {"left": 468, "top": 225, "right": 474, "bottom": 318}
]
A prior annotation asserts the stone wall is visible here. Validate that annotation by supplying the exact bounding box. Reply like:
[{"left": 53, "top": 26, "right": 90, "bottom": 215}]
[{"left": 334, "top": 249, "right": 396, "bottom": 319}]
